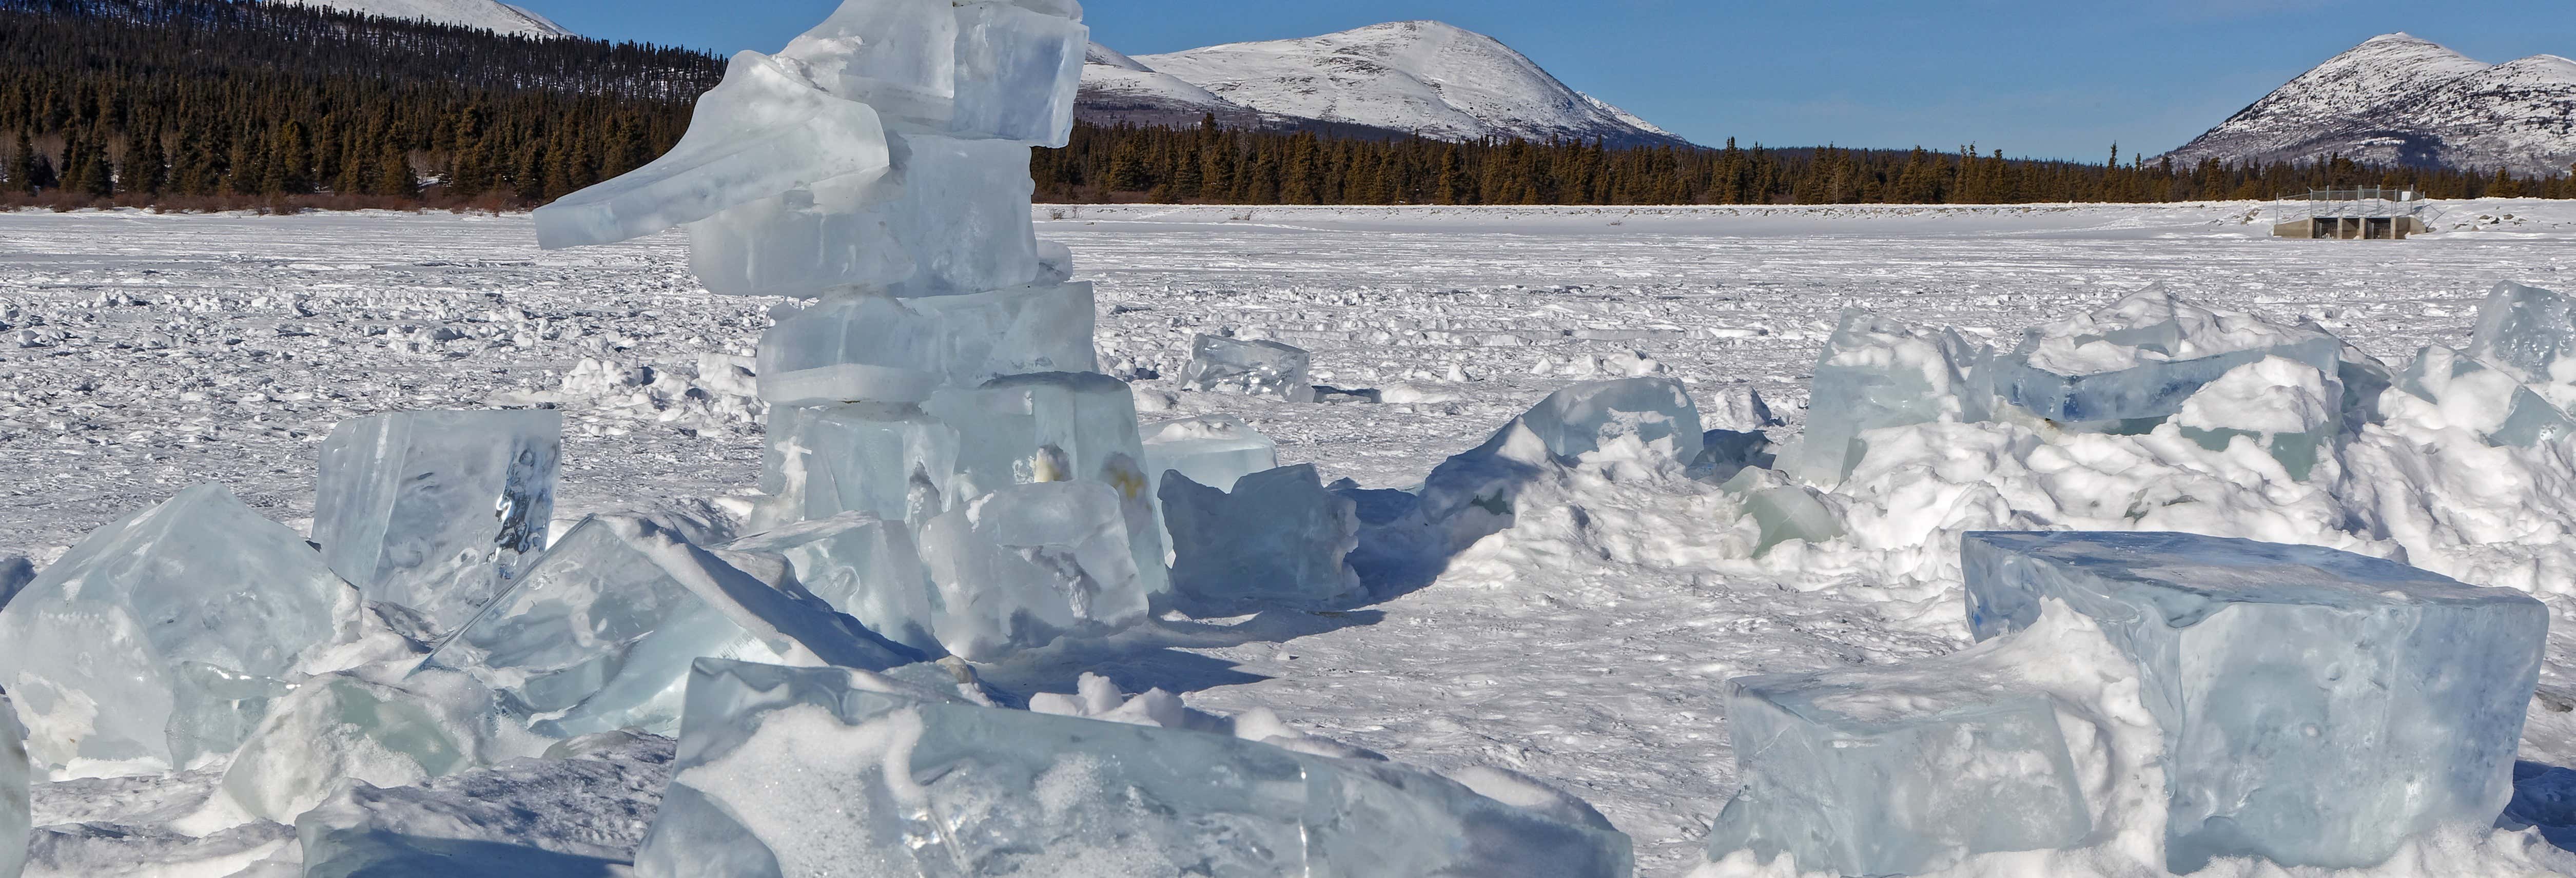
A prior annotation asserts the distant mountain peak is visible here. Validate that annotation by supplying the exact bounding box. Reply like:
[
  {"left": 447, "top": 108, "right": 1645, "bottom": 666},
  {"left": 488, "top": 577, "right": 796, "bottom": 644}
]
[
  {"left": 2164, "top": 33, "right": 2574, "bottom": 175},
  {"left": 1079, "top": 21, "right": 1688, "bottom": 148},
  {"left": 268, "top": 0, "right": 572, "bottom": 37}
]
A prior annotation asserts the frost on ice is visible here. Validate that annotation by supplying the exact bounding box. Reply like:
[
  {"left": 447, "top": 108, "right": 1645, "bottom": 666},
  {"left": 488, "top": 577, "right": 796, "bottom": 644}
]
[
  {"left": 0, "top": 483, "right": 359, "bottom": 770},
  {"left": 636, "top": 658, "right": 1633, "bottom": 878},
  {"left": 2468, "top": 280, "right": 2576, "bottom": 408},
  {"left": 313, "top": 409, "right": 563, "bottom": 636},
  {"left": 1418, "top": 376, "right": 1704, "bottom": 553},
  {"left": 1177, "top": 334, "right": 1317, "bottom": 401},
  {"left": 2396, "top": 344, "right": 2576, "bottom": 447}
]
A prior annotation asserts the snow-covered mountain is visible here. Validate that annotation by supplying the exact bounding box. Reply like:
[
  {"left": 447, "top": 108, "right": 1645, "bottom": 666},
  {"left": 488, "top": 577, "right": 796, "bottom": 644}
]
[
  {"left": 269, "top": 0, "right": 572, "bottom": 37},
  {"left": 1080, "top": 21, "right": 1691, "bottom": 148},
  {"left": 2165, "top": 33, "right": 2576, "bottom": 176}
]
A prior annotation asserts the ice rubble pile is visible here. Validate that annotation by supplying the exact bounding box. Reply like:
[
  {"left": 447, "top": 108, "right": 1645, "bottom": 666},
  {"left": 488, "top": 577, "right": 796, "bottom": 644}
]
[{"left": 1706, "top": 532, "right": 2548, "bottom": 876}]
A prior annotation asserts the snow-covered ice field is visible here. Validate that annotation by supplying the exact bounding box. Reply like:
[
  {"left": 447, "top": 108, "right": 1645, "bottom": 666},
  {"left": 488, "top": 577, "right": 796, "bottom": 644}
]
[{"left": 4, "top": 199, "right": 2576, "bottom": 874}]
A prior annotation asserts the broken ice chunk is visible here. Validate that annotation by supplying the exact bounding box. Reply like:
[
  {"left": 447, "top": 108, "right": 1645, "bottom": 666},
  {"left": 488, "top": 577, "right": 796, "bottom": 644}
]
[
  {"left": 1994, "top": 287, "right": 2340, "bottom": 426},
  {"left": 915, "top": 482, "right": 1154, "bottom": 660},
  {"left": 1962, "top": 531, "right": 2547, "bottom": 872},
  {"left": 778, "top": 0, "right": 1085, "bottom": 145},
  {"left": 684, "top": 173, "right": 916, "bottom": 298},
  {"left": 775, "top": 0, "right": 962, "bottom": 130},
  {"left": 1141, "top": 413, "right": 1279, "bottom": 495},
  {"left": 0, "top": 556, "right": 32, "bottom": 612},
  {"left": 294, "top": 730, "right": 670, "bottom": 878},
  {"left": 1161, "top": 464, "right": 1361, "bottom": 610},
  {"left": 1417, "top": 377, "right": 1705, "bottom": 554},
  {"left": 946, "top": 1, "right": 1088, "bottom": 145},
  {"left": 533, "top": 51, "right": 894, "bottom": 249},
  {"left": 2174, "top": 356, "right": 2336, "bottom": 480},
  {"left": 724, "top": 513, "right": 942, "bottom": 657},
  {"left": 314, "top": 409, "right": 562, "bottom": 636},
  {"left": 0, "top": 483, "right": 359, "bottom": 769},
  {"left": 754, "top": 281, "right": 1095, "bottom": 404},
  {"left": 424, "top": 515, "right": 916, "bottom": 738},
  {"left": 634, "top": 658, "right": 1633, "bottom": 878},
  {"left": 925, "top": 371, "right": 1167, "bottom": 593},
  {"left": 1784, "top": 308, "right": 1990, "bottom": 484},
  {"left": 2395, "top": 345, "right": 2575, "bottom": 447},
  {"left": 1705, "top": 648, "right": 2092, "bottom": 875},
  {"left": 1722, "top": 467, "right": 1844, "bottom": 557},
  {"left": 2467, "top": 281, "right": 2576, "bottom": 403},
  {"left": 1178, "top": 335, "right": 1316, "bottom": 401},
  {"left": 0, "top": 693, "right": 25, "bottom": 878},
  {"left": 756, "top": 401, "right": 960, "bottom": 532},
  {"left": 211, "top": 668, "right": 530, "bottom": 825}
]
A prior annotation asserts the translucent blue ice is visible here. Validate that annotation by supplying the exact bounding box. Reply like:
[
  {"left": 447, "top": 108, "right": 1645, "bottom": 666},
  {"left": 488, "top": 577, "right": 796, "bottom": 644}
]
[
  {"left": 2467, "top": 281, "right": 2576, "bottom": 388},
  {"left": 754, "top": 282, "right": 1095, "bottom": 406},
  {"left": 756, "top": 401, "right": 959, "bottom": 532},
  {"left": 725, "top": 513, "right": 942, "bottom": 657},
  {"left": 1177, "top": 335, "right": 1315, "bottom": 401},
  {"left": 1786, "top": 309, "right": 1991, "bottom": 484},
  {"left": 1992, "top": 288, "right": 2339, "bottom": 427},
  {"left": 314, "top": 409, "right": 562, "bottom": 636},
  {"left": 1161, "top": 464, "right": 1361, "bottom": 610}
]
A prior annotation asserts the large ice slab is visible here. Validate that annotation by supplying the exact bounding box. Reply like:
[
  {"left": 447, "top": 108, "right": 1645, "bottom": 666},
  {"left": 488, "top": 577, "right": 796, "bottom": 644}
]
[
  {"left": 694, "top": 132, "right": 1049, "bottom": 298},
  {"left": 314, "top": 409, "right": 562, "bottom": 636},
  {"left": 1161, "top": 464, "right": 1361, "bottom": 610},
  {"left": 1178, "top": 334, "right": 1316, "bottom": 402},
  {"left": 925, "top": 371, "right": 1167, "bottom": 593},
  {"left": 0, "top": 484, "right": 358, "bottom": 769},
  {"left": 778, "top": 0, "right": 1086, "bottom": 145},
  {"left": 724, "top": 513, "right": 942, "bottom": 657},
  {"left": 634, "top": 658, "right": 1633, "bottom": 878},
  {"left": 1141, "top": 414, "right": 1278, "bottom": 495},
  {"left": 1993, "top": 287, "right": 2340, "bottom": 426},
  {"left": 2395, "top": 345, "right": 2575, "bottom": 447},
  {"left": 424, "top": 515, "right": 917, "bottom": 738},
  {"left": 1962, "top": 531, "right": 2547, "bottom": 872},
  {"left": 756, "top": 401, "right": 960, "bottom": 531},
  {"left": 916, "top": 481, "right": 1155, "bottom": 660},
  {"left": 1784, "top": 309, "right": 1989, "bottom": 484},
  {"left": 754, "top": 281, "right": 1094, "bottom": 404}
]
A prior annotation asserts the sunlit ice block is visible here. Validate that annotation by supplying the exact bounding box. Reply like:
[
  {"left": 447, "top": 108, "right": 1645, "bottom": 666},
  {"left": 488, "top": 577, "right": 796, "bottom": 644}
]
[
  {"left": 725, "top": 513, "right": 943, "bottom": 658},
  {"left": 0, "top": 483, "right": 359, "bottom": 770},
  {"left": 1962, "top": 531, "right": 2546, "bottom": 872},
  {"left": 1783, "top": 308, "right": 1988, "bottom": 485},
  {"left": 1162, "top": 464, "right": 1360, "bottom": 611},
  {"left": 782, "top": 0, "right": 1086, "bottom": 145},
  {"left": 633, "top": 658, "right": 1633, "bottom": 878},
  {"left": 925, "top": 372, "right": 1166, "bottom": 596},
  {"left": 1178, "top": 334, "right": 1315, "bottom": 401},
  {"left": 2467, "top": 281, "right": 2576, "bottom": 404},
  {"left": 315, "top": 409, "right": 562, "bottom": 637},
  {"left": 1993, "top": 286, "right": 2340, "bottom": 426},
  {"left": 757, "top": 402, "right": 959, "bottom": 534},
  {"left": 1141, "top": 413, "right": 1278, "bottom": 497},
  {"left": 423, "top": 515, "right": 916, "bottom": 739},
  {"left": 2395, "top": 344, "right": 2575, "bottom": 447},
  {"left": 916, "top": 481, "right": 1152, "bottom": 660},
  {"left": 754, "top": 281, "right": 1095, "bottom": 405}
]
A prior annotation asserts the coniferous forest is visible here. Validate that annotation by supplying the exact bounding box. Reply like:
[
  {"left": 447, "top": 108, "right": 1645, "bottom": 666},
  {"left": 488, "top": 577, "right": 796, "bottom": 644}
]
[{"left": 0, "top": 0, "right": 2568, "bottom": 211}]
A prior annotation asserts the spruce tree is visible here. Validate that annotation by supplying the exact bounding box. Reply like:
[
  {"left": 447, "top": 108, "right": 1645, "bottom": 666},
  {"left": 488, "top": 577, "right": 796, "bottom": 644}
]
[{"left": 13, "top": 129, "right": 40, "bottom": 193}]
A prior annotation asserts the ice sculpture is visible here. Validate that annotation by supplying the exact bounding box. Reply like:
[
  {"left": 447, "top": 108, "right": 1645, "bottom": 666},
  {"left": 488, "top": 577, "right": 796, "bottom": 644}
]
[
  {"left": 1142, "top": 413, "right": 1279, "bottom": 495},
  {"left": 0, "top": 693, "right": 25, "bottom": 878},
  {"left": 1705, "top": 650, "right": 2091, "bottom": 876},
  {"left": 635, "top": 658, "right": 1634, "bottom": 878},
  {"left": 1178, "top": 334, "right": 1317, "bottom": 401},
  {"left": 314, "top": 409, "right": 562, "bottom": 635},
  {"left": 755, "top": 280, "right": 1095, "bottom": 405},
  {"left": 1962, "top": 531, "right": 2547, "bottom": 872},
  {"left": 1784, "top": 309, "right": 1990, "bottom": 484},
  {"left": 424, "top": 515, "right": 917, "bottom": 738},
  {"left": 1993, "top": 286, "right": 2339, "bottom": 426},
  {"left": 2175, "top": 356, "right": 2336, "bottom": 479},
  {"left": 2467, "top": 281, "right": 2576, "bottom": 406},
  {"left": 0, "top": 483, "right": 359, "bottom": 769},
  {"left": 724, "top": 513, "right": 941, "bottom": 656},
  {"left": 1161, "top": 464, "right": 1361, "bottom": 609},
  {"left": 915, "top": 482, "right": 1155, "bottom": 660},
  {"left": 2395, "top": 345, "right": 2575, "bottom": 447},
  {"left": 755, "top": 401, "right": 959, "bottom": 531}
]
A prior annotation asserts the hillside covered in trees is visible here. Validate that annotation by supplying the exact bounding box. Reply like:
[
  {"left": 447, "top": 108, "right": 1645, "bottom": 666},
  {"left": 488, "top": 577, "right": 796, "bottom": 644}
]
[{"left": 0, "top": 0, "right": 2567, "bottom": 211}]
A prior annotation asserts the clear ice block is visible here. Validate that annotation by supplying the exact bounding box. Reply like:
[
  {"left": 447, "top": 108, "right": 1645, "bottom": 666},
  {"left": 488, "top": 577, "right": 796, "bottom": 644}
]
[
  {"left": 2395, "top": 345, "right": 2575, "bottom": 447},
  {"left": 314, "top": 409, "right": 562, "bottom": 637},
  {"left": 1993, "top": 287, "right": 2339, "bottom": 426},
  {"left": 1705, "top": 656, "right": 2091, "bottom": 876},
  {"left": 1141, "top": 414, "right": 1279, "bottom": 495},
  {"left": 724, "top": 513, "right": 942, "bottom": 657},
  {"left": 213, "top": 669, "right": 518, "bottom": 824},
  {"left": 1177, "top": 335, "right": 1316, "bottom": 402},
  {"left": 424, "top": 515, "right": 917, "bottom": 738},
  {"left": 691, "top": 132, "right": 1049, "bottom": 298},
  {"left": 915, "top": 481, "right": 1154, "bottom": 660},
  {"left": 1961, "top": 531, "right": 2547, "bottom": 872},
  {"left": 634, "top": 658, "right": 1633, "bottom": 878},
  {"left": 0, "top": 693, "right": 25, "bottom": 878},
  {"left": 925, "top": 372, "right": 1167, "bottom": 594},
  {"left": 779, "top": 0, "right": 1086, "bottom": 146},
  {"left": 2467, "top": 281, "right": 2576, "bottom": 401},
  {"left": 754, "top": 282, "right": 1095, "bottom": 404},
  {"left": 0, "top": 483, "right": 358, "bottom": 769},
  {"left": 2174, "top": 356, "right": 2336, "bottom": 480},
  {"left": 295, "top": 730, "right": 671, "bottom": 877},
  {"left": 1785, "top": 308, "right": 1990, "bottom": 485},
  {"left": 756, "top": 402, "right": 960, "bottom": 531},
  {"left": 1160, "top": 464, "right": 1361, "bottom": 610}
]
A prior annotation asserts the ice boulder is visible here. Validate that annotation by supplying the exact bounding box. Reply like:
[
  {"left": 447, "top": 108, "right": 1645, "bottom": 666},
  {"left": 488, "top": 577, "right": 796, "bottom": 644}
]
[
  {"left": 1782, "top": 308, "right": 1991, "bottom": 485},
  {"left": 756, "top": 401, "right": 960, "bottom": 531},
  {"left": 1141, "top": 413, "right": 1279, "bottom": 496},
  {"left": 2174, "top": 356, "right": 2336, "bottom": 480},
  {"left": 2394, "top": 345, "right": 2575, "bottom": 447},
  {"left": 925, "top": 371, "right": 1167, "bottom": 591},
  {"left": 1161, "top": 464, "right": 1361, "bottom": 610},
  {"left": 1993, "top": 286, "right": 2340, "bottom": 427},
  {"left": 314, "top": 409, "right": 562, "bottom": 636},
  {"left": 2468, "top": 281, "right": 2576, "bottom": 406},
  {"left": 724, "top": 513, "right": 942, "bottom": 657},
  {"left": 0, "top": 483, "right": 360, "bottom": 770},
  {"left": 916, "top": 481, "right": 1157, "bottom": 660},
  {"left": 425, "top": 515, "right": 918, "bottom": 738},
  {"left": 1417, "top": 377, "right": 1703, "bottom": 553},
  {"left": 755, "top": 281, "right": 1095, "bottom": 404},
  {"left": 1962, "top": 531, "right": 2548, "bottom": 872},
  {"left": 1178, "top": 334, "right": 1316, "bottom": 402},
  {"left": 634, "top": 658, "right": 1633, "bottom": 878}
]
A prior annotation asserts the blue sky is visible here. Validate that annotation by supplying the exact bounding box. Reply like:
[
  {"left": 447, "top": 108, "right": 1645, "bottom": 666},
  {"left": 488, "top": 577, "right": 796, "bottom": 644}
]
[{"left": 522, "top": 0, "right": 2576, "bottom": 160}]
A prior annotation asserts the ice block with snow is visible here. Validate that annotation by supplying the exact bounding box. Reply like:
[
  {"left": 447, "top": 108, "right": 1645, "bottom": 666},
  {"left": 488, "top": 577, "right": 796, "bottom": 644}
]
[
  {"left": 2468, "top": 281, "right": 2576, "bottom": 399},
  {"left": 1786, "top": 309, "right": 1990, "bottom": 484},
  {"left": 757, "top": 401, "right": 960, "bottom": 531},
  {"left": 1993, "top": 286, "right": 2340, "bottom": 426},
  {"left": 1962, "top": 531, "right": 2546, "bottom": 872},
  {"left": 634, "top": 658, "right": 1633, "bottom": 878},
  {"left": 314, "top": 409, "right": 561, "bottom": 636},
  {"left": 2174, "top": 356, "right": 2336, "bottom": 480},
  {"left": 1141, "top": 414, "right": 1279, "bottom": 495},
  {"left": 294, "top": 730, "right": 669, "bottom": 878},
  {"left": 0, "top": 483, "right": 358, "bottom": 769},
  {"left": 2395, "top": 345, "right": 2575, "bottom": 447},
  {"left": 1705, "top": 658, "right": 2091, "bottom": 876},
  {"left": 724, "top": 513, "right": 942, "bottom": 657},
  {"left": 754, "top": 281, "right": 1095, "bottom": 404},
  {"left": 925, "top": 372, "right": 1167, "bottom": 594},
  {"left": 214, "top": 668, "right": 520, "bottom": 824},
  {"left": 1161, "top": 464, "right": 1360, "bottom": 610},
  {"left": 915, "top": 481, "right": 1154, "bottom": 660},
  {"left": 1416, "top": 377, "right": 1703, "bottom": 554},
  {"left": 1178, "top": 335, "right": 1317, "bottom": 401},
  {"left": 424, "top": 515, "right": 916, "bottom": 738}
]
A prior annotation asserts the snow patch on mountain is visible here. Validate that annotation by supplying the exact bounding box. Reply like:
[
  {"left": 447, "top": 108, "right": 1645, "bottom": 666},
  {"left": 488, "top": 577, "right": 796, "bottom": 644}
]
[
  {"left": 2167, "top": 33, "right": 2576, "bottom": 177},
  {"left": 269, "top": 0, "right": 572, "bottom": 37}
]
